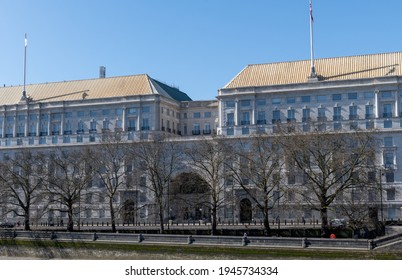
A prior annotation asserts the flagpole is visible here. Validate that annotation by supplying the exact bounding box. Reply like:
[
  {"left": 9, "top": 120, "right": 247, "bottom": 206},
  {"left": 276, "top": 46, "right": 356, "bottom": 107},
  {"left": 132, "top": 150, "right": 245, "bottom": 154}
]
[
  {"left": 309, "top": 0, "right": 317, "bottom": 79},
  {"left": 22, "top": 33, "right": 27, "bottom": 99}
]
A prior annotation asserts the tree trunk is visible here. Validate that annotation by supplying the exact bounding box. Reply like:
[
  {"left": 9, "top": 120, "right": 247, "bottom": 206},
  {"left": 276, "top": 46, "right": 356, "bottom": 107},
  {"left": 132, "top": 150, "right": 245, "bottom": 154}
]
[
  {"left": 24, "top": 209, "right": 30, "bottom": 231},
  {"left": 67, "top": 207, "right": 74, "bottom": 232},
  {"left": 320, "top": 206, "right": 329, "bottom": 237},
  {"left": 211, "top": 205, "right": 217, "bottom": 235},
  {"left": 109, "top": 197, "right": 116, "bottom": 233},
  {"left": 263, "top": 214, "right": 271, "bottom": 236},
  {"left": 159, "top": 205, "right": 165, "bottom": 234}
]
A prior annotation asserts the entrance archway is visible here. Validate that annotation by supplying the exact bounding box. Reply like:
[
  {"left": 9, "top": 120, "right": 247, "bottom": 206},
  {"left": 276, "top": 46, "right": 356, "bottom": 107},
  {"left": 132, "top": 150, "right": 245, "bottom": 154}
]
[{"left": 240, "top": 198, "right": 252, "bottom": 223}]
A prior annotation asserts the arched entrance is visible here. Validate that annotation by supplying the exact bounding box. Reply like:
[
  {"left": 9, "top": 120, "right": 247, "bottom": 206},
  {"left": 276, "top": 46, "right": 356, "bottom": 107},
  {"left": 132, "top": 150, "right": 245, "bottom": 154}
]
[
  {"left": 122, "top": 199, "right": 135, "bottom": 224},
  {"left": 240, "top": 198, "right": 252, "bottom": 223}
]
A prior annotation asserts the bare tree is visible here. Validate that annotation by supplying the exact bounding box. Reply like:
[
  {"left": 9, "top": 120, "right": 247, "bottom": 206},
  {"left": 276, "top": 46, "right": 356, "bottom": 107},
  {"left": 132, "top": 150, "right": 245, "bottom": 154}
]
[
  {"left": 45, "top": 148, "right": 94, "bottom": 232},
  {"left": 280, "top": 126, "right": 378, "bottom": 233},
  {"left": 0, "top": 150, "right": 47, "bottom": 230},
  {"left": 131, "top": 133, "right": 182, "bottom": 233},
  {"left": 184, "top": 137, "right": 231, "bottom": 235},
  {"left": 91, "top": 131, "right": 130, "bottom": 232},
  {"left": 227, "top": 134, "right": 283, "bottom": 236}
]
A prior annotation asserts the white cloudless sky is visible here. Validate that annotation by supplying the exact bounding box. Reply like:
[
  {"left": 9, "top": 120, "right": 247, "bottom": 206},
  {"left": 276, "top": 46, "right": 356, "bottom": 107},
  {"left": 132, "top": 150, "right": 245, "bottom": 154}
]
[{"left": 1, "top": 0, "right": 402, "bottom": 100}]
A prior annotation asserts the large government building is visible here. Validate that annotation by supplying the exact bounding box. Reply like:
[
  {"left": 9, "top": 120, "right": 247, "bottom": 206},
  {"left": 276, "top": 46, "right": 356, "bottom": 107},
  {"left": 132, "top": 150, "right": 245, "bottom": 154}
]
[{"left": 1, "top": 52, "right": 402, "bottom": 226}]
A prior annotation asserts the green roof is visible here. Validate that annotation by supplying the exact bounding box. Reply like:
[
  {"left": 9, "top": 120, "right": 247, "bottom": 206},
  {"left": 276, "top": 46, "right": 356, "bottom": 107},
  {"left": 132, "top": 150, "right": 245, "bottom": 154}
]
[{"left": 153, "top": 79, "right": 192, "bottom": 101}]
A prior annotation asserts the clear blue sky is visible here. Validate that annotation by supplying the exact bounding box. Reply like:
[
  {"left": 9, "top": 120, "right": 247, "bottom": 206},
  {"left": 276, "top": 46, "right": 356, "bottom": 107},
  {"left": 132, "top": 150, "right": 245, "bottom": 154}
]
[{"left": 1, "top": 0, "right": 402, "bottom": 101}]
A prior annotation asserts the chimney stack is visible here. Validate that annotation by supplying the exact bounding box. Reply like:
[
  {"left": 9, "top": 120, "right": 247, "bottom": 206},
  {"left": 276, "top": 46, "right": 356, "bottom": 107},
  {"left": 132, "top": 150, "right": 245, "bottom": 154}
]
[{"left": 99, "top": 66, "right": 106, "bottom": 78}]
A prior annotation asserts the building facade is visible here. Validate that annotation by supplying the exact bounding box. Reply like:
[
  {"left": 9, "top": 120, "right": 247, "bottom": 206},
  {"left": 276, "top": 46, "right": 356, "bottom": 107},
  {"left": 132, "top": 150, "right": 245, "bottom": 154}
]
[{"left": 1, "top": 52, "right": 402, "bottom": 225}]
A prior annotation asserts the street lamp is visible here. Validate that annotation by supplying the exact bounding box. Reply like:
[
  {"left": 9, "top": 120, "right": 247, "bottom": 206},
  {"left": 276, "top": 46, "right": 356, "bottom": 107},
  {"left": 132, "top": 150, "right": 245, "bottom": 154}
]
[{"left": 379, "top": 170, "right": 384, "bottom": 222}]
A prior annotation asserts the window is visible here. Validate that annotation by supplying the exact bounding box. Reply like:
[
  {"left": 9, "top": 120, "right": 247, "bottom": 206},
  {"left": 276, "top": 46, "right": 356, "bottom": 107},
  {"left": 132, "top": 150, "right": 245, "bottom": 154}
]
[
  {"left": 128, "top": 108, "right": 137, "bottom": 115},
  {"left": 348, "top": 92, "right": 358, "bottom": 100},
  {"left": 192, "top": 124, "right": 200, "bottom": 135},
  {"left": 384, "top": 152, "right": 394, "bottom": 167},
  {"left": 204, "top": 112, "right": 211, "bottom": 118},
  {"left": 384, "top": 120, "right": 392, "bottom": 128},
  {"left": 334, "top": 122, "right": 342, "bottom": 130},
  {"left": 333, "top": 107, "right": 342, "bottom": 121},
  {"left": 318, "top": 107, "right": 326, "bottom": 121},
  {"left": 226, "top": 113, "right": 234, "bottom": 126},
  {"left": 128, "top": 119, "right": 136, "bottom": 131},
  {"left": 349, "top": 105, "right": 358, "bottom": 120},
  {"left": 241, "top": 112, "right": 250, "bottom": 125},
  {"left": 241, "top": 100, "right": 251, "bottom": 107},
  {"left": 115, "top": 109, "right": 123, "bottom": 116},
  {"left": 90, "top": 110, "right": 98, "bottom": 117},
  {"left": 302, "top": 108, "right": 310, "bottom": 122},
  {"left": 383, "top": 104, "right": 393, "bottom": 118},
  {"left": 142, "top": 118, "right": 149, "bottom": 130},
  {"left": 102, "top": 110, "right": 110, "bottom": 116},
  {"left": 142, "top": 106, "right": 150, "bottom": 113},
  {"left": 272, "top": 110, "right": 281, "bottom": 123},
  {"left": 301, "top": 96, "right": 311, "bottom": 103},
  {"left": 183, "top": 113, "right": 187, "bottom": 119},
  {"left": 387, "top": 188, "right": 395, "bottom": 200},
  {"left": 287, "top": 97, "right": 296, "bottom": 104},
  {"left": 386, "top": 172, "right": 395, "bottom": 183},
  {"left": 382, "top": 91, "right": 393, "bottom": 98},
  {"left": 332, "top": 94, "right": 342, "bottom": 101},
  {"left": 317, "top": 95, "right": 326, "bottom": 102},
  {"left": 365, "top": 105, "right": 374, "bottom": 119},
  {"left": 287, "top": 109, "right": 295, "bottom": 122},
  {"left": 257, "top": 111, "right": 266, "bottom": 124},
  {"left": 225, "top": 101, "right": 235, "bottom": 108},
  {"left": 272, "top": 98, "right": 281, "bottom": 105},
  {"left": 90, "top": 120, "right": 97, "bottom": 132},
  {"left": 193, "top": 112, "right": 201, "bottom": 118}
]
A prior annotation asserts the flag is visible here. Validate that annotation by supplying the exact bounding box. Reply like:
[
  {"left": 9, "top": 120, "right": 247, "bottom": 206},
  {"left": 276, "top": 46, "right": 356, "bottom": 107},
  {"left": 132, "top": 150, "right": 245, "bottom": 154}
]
[
  {"left": 310, "top": 0, "right": 314, "bottom": 22},
  {"left": 24, "top": 33, "right": 27, "bottom": 47}
]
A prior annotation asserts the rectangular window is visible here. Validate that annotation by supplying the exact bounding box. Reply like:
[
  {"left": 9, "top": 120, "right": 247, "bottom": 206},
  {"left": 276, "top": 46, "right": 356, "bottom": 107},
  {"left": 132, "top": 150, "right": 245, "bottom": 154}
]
[
  {"left": 384, "top": 120, "right": 392, "bottom": 128},
  {"left": 241, "top": 100, "right": 251, "bottom": 107},
  {"left": 349, "top": 106, "right": 358, "bottom": 120},
  {"left": 301, "top": 96, "right": 311, "bottom": 103},
  {"left": 387, "top": 188, "right": 396, "bottom": 200},
  {"left": 141, "top": 118, "right": 149, "bottom": 130},
  {"left": 302, "top": 108, "right": 310, "bottom": 122},
  {"left": 317, "top": 95, "right": 326, "bottom": 102},
  {"left": 287, "top": 97, "right": 296, "bottom": 104},
  {"left": 382, "top": 91, "right": 393, "bottom": 98},
  {"left": 384, "top": 152, "right": 394, "bottom": 167},
  {"left": 142, "top": 106, "right": 150, "bottom": 113},
  {"left": 127, "top": 108, "right": 137, "bottom": 115},
  {"left": 193, "top": 112, "right": 201, "bottom": 118},
  {"left": 386, "top": 172, "right": 395, "bottom": 183},
  {"left": 272, "top": 110, "right": 281, "bottom": 123},
  {"left": 225, "top": 101, "right": 235, "bottom": 108},
  {"left": 348, "top": 92, "right": 358, "bottom": 100},
  {"left": 115, "top": 109, "right": 123, "bottom": 116},
  {"left": 272, "top": 98, "right": 281, "bottom": 105},
  {"left": 287, "top": 109, "right": 295, "bottom": 122},
  {"left": 226, "top": 113, "right": 235, "bottom": 126},
  {"left": 241, "top": 112, "right": 250, "bottom": 125},
  {"left": 257, "top": 111, "right": 266, "bottom": 124},
  {"left": 204, "top": 112, "right": 212, "bottom": 118},
  {"left": 383, "top": 104, "right": 393, "bottom": 118},
  {"left": 333, "top": 107, "right": 342, "bottom": 121},
  {"left": 318, "top": 107, "right": 326, "bottom": 119},
  {"left": 365, "top": 105, "right": 374, "bottom": 119},
  {"left": 332, "top": 94, "right": 342, "bottom": 101}
]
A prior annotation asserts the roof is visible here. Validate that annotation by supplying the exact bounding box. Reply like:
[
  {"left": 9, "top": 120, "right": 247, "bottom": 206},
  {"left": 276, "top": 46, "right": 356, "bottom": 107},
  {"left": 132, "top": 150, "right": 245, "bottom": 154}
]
[
  {"left": 153, "top": 80, "right": 192, "bottom": 101},
  {"left": 0, "top": 74, "right": 191, "bottom": 106},
  {"left": 223, "top": 52, "right": 402, "bottom": 89}
]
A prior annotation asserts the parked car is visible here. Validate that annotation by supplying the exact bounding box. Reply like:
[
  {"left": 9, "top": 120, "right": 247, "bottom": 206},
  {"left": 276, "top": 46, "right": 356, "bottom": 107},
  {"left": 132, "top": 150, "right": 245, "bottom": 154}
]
[
  {"left": 0, "top": 222, "right": 14, "bottom": 228},
  {"left": 329, "top": 219, "right": 346, "bottom": 228}
]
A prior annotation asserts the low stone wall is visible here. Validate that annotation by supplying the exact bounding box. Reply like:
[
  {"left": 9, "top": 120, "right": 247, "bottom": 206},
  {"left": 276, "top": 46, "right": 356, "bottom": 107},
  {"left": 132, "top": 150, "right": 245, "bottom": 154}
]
[{"left": 1, "top": 229, "right": 372, "bottom": 250}]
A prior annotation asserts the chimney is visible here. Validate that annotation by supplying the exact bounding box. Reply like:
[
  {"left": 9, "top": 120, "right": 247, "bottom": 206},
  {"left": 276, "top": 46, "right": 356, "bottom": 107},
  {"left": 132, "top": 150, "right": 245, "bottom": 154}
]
[{"left": 99, "top": 66, "right": 106, "bottom": 78}]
